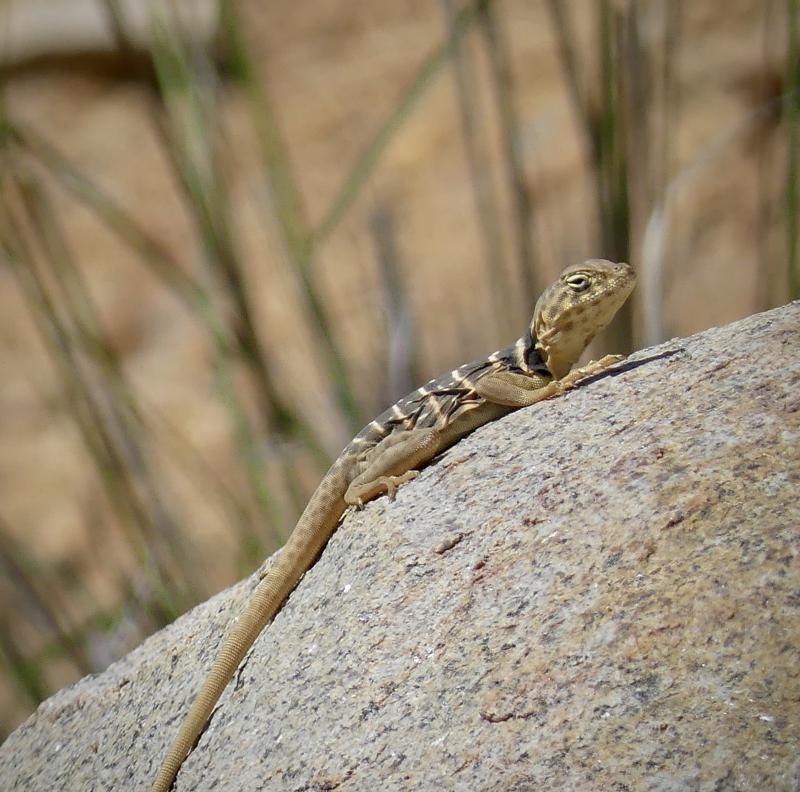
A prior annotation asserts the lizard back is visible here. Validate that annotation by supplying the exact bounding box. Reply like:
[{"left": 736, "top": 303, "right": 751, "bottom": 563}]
[{"left": 345, "top": 333, "right": 550, "bottom": 456}]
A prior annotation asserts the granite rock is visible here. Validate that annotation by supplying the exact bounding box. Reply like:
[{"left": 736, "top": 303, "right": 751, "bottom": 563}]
[{"left": 1, "top": 303, "right": 798, "bottom": 792}]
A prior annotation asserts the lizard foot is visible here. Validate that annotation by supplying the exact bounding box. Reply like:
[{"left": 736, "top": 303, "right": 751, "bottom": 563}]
[
  {"left": 344, "top": 470, "right": 419, "bottom": 506},
  {"left": 382, "top": 470, "right": 419, "bottom": 500},
  {"left": 557, "top": 353, "right": 626, "bottom": 392}
]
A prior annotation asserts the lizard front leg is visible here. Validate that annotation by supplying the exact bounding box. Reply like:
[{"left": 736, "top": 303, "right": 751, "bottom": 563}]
[
  {"left": 473, "top": 370, "right": 559, "bottom": 407},
  {"left": 555, "top": 354, "right": 625, "bottom": 391},
  {"left": 474, "top": 354, "right": 624, "bottom": 408},
  {"left": 345, "top": 427, "right": 440, "bottom": 507}
]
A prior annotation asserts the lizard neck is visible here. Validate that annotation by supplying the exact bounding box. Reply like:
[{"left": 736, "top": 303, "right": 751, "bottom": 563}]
[{"left": 535, "top": 335, "right": 583, "bottom": 380}]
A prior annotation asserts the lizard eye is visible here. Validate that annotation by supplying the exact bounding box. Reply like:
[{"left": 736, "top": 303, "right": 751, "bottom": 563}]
[{"left": 565, "top": 273, "right": 591, "bottom": 292}]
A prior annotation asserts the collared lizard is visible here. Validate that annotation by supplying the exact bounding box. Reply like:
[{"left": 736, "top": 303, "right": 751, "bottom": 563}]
[{"left": 152, "top": 258, "right": 636, "bottom": 791}]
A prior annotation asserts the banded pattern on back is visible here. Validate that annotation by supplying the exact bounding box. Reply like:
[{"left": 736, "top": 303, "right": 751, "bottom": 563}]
[{"left": 345, "top": 336, "right": 551, "bottom": 454}]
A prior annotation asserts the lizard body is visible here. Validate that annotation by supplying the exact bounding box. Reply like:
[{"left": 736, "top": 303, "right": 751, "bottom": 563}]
[{"left": 152, "top": 259, "right": 635, "bottom": 791}]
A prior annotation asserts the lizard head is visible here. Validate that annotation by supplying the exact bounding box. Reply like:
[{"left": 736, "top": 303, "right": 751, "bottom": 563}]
[{"left": 531, "top": 259, "right": 636, "bottom": 379}]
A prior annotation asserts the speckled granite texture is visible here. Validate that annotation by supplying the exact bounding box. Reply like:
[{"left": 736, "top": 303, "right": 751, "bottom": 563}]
[{"left": 2, "top": 303, "right": 798, "bottom": 792}]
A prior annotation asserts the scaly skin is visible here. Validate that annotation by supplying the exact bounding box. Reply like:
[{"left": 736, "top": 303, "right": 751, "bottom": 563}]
[{"left": 152, "top": 259, "right": 636, "bottom": 791}]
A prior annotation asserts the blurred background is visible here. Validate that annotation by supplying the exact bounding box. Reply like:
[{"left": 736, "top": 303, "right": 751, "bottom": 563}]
[{"left": 0, "top": 0, "right": 797, "bottom": 737}]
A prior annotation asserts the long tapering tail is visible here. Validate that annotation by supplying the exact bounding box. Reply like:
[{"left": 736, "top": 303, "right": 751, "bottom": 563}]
[{"left": 151, "top": 463, "right": 348, "bottom": 791}]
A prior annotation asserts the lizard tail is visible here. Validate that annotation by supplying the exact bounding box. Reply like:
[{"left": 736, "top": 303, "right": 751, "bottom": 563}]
[{"left": 151, "top": 464, "right": 348, "bottom": 792}]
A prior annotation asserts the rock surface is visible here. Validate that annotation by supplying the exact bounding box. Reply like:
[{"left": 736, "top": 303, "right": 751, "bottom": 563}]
[{"left": 1, "top": 303, "right": 799, "bottom": 792}]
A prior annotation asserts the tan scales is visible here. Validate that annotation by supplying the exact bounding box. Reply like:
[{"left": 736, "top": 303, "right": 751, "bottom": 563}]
[{"left": 152, "top": 258, "right": 636, "bottom": 791}]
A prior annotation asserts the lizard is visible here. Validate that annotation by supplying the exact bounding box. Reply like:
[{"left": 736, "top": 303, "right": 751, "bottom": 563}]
[{"left": 151, "top": 258, "right": 636, "bottom": 791}]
